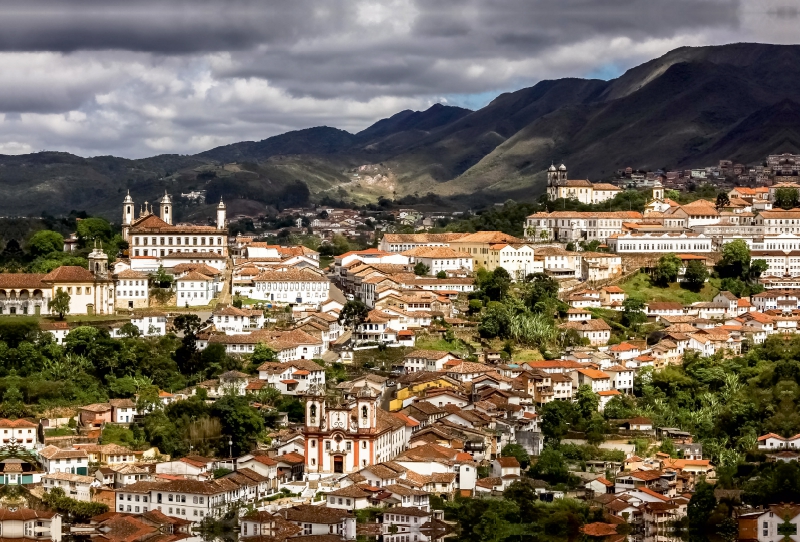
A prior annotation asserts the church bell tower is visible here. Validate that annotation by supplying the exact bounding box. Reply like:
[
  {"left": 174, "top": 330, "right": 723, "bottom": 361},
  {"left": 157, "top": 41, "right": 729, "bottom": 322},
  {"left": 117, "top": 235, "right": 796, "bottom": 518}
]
[
  {"left": 159, "top": 191, "right": 173, "bottom": 225},
  {"left": 216, "top": 198, "right": 227, "bottom": 230},
  {"left": 356, "top": 385, "right": 378, "bottom": 431},
  {"left": 122, "top": 191, "right": 134, "bottom": 242}
]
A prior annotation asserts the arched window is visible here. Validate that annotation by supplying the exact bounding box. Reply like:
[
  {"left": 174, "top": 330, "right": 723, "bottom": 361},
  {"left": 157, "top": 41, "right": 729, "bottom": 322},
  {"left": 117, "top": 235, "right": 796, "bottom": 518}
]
[
  {"left": 310, "top": 404, "right": 317, "bottom": 418},
  {"left": 362, "top": 406, "right": 368, "bottom": 419}
]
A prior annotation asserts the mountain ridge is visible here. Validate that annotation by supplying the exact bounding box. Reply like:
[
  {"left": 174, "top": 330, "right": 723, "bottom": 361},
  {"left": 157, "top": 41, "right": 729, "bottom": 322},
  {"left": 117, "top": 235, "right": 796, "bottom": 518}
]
[{"left": 1, "top": 43, "right": 800, "bottom": 218}]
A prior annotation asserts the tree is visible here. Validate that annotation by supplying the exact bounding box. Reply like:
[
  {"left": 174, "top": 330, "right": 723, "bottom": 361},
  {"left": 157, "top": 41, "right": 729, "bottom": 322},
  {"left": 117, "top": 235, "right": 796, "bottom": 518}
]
[
  {"left": 750, "top": 258, "right": 768, "bottom": 279},
  {"left": 575, "top": 385, "right": 600, "bottom": 421},
  {"left": 42, "top": 487, "right": 108, "bottom": 522},
  {"left": 339, "top": 300, "right": 369, "bottom": 329},
  {"left": 652, "top": 253, "right": 682, "bottom": 286},
  {"left": 717, "top": 239, "right": 751, "bottom": 279},
  {"left": 212, "top": 395, "right": 265, "bottom": 456},
  {"left": 478, "top": 302, "right": 510, "bottom": 339},
  {"left": 200, "top": 343, "right": 229, "bottom": 374},
  {"left": 468, "top": 299, "right": 483, "bottom": 315},
  {"left": 688, "top": 481, "right": 718, "bottom": 529},
  {"left": 479, "top": 267, "right": 512, "bottom": 302},
  {"left": 48, "top": 289, "right": 71, "bottom": 319},
  {"left": 539, "top": 400, "right": 575, "bottom": 445},
  {"left": 173, "top": 314, "right": 202, "bottom": 374},
  {"left": 502, "top": 481, "right": 538, "bottom": 521},
  {"left": 501, "top": 443, "right": 530, "bottom": 469},
  {"left": 523, "top": 272, "right": 560, "bottom": 311},
  {"left": 119, "top": 323, "right": 140, "bottom": 338},
  {"left": 251, "top": 343, "right": 276, "bottom": 365},
  {"left": 585, "top": 414, "right": 608, "bottom": 446},
  {"left": 232, "top": 294, "right": 243, "bottom": 308},
  {"left": 715, "top": 192, "right": 730, "bottom": 210},
  {"left": 775, "top": 187, "right": 800, "bottom": 210},
  {"left": 173, "top": 314, "right": 203, "bottom": 336},
  {"left": 76, "top": 217, "right": 113, "bottom": 246},
  {"left": 413, "top": 262, "right": 430, "bottom": 276},
  {"left": 580, "top": 240, "right": 602, "bottom": 252},
  {"left": 531, "top": 447, "right": 570, "bottom": 483},
  {"left": 28, "top": 230, "right": 64, "bottom": 257},
  {"left": 621, "top": 297, "right": 647, "bottom": 331},
  {"left": 0, "top": 386, "right": 26, "bottom": 418},
  {"left": 436, "top": 270, "right": 447, "bottom": 279},
  {"left": 683, "top": 259, "right": 709, "bottom": 291}
]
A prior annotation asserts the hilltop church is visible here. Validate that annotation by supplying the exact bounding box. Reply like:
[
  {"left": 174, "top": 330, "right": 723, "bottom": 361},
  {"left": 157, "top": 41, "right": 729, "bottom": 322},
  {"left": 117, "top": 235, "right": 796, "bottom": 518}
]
[
  {"left": 546, "top": 163, "right": 621, "bottom": 205},
  {"left": 121, "top": 192, "right": 229, "bottom": 273}
]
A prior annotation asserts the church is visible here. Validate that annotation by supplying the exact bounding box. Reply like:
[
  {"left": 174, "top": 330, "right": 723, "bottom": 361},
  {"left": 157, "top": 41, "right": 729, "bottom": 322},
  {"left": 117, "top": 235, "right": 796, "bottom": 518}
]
[
  {"left": 546, "top": 163, "right": 621, "bottom": 204},
  {"left": 0, "top": 244, "right": 114, "bottom": 316},
  {"left": 121, "top": 192, "right": 229, "bottom": 273},
  {"left": 303, "top": 386, "right": 409, "bottom": 476}
]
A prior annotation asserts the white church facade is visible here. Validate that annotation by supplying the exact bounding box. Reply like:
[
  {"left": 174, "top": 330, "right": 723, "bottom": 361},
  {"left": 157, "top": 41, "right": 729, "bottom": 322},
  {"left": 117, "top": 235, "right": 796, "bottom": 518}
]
[
  {"left": 303, "top": 386, "right": 408, "bottom": 477},
  {"left": 0, "top": 244, "right": 114, "bottom": 316},
  {"left": 121, "top": 192, "right": 229, "bottom": 273},
  {"left": 546, "top": 164, "right": 621, "bottom": 204}
]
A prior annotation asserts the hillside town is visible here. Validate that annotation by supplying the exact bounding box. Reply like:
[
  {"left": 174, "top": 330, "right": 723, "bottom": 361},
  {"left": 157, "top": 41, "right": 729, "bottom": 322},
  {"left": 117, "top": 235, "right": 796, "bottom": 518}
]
[{"left": 3, "top": 155, "right": 800, "bottom": 542}]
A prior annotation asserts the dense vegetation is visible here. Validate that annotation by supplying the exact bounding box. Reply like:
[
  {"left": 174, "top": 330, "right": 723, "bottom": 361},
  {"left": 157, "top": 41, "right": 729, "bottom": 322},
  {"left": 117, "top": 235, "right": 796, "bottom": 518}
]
[
  {"left": 0, "top": 318, "right": 309, "bottom": 458},
  {"left": 0, "top": 215, "right": 125, "bottom": 273}
]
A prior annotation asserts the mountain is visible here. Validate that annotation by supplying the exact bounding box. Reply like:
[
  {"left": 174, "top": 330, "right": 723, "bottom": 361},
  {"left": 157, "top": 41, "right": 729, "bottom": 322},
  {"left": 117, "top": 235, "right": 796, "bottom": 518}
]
[{"left": 3, "top": 42, "right": 800, "bottom": 219}]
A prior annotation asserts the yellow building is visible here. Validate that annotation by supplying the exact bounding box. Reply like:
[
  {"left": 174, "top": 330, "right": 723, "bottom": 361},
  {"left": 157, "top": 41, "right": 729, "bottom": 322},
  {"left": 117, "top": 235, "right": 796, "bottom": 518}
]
[
  {"left": 390, "top": 374, "right": 462, "bottom": 411},
  {"left": 448, "top": 231, "right": 529, "bottom": 273}
]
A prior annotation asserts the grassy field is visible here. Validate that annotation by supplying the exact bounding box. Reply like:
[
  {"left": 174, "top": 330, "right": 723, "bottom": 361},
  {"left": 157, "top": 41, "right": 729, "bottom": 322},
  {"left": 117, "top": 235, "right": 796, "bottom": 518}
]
[
  {"left": 513, "top": 349, "right": 545, "bottom": 362},
  {"left": 619, "top": 272, "right": 720, "bottom": 304},
  {"left": 413, "top": 337, "right": 465, "bottom": 352}
]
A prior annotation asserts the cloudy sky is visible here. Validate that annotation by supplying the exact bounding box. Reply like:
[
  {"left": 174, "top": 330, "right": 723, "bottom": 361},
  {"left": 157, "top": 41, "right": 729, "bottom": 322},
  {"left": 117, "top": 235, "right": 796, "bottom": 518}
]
[{"left": 0, "top": 0, "right": 797, "bottom": 158}]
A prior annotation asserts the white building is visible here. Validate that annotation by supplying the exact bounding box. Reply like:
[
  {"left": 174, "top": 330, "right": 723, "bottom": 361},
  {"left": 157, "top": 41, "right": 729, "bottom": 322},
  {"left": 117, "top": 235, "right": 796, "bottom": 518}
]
[
  {"left": 115, "top": 478, "right": 242, "bottom": 521},
  {"left": 38, "top": 446, "right": 89, "bottom": 475},
  {"left": 402, "top": 350, "right": 460, "bottom": 373},
  {"left": 379, "top": 233, "right": 469, "bottom": 253},
  {"left": 569, "top": 369, "right": 611, "bottom": 393},
  {"left": 234, "top": 268, "right": 330, "bottom": 307},
  {"left": 212, "top": 306, "right": 265, "bottom": 335},
  {"left": 130, "top": 310, "right": 167, "bottom": 336},
  {"left": 114, "top": 269, "right": 150, "bottom": 310},
  {"left": 0, "top": 509, "right": 61, "bottom": 542},
  {"left": 401, "top": 247, "right": 473, "bottom": 275},
  {"left": 42, "top": 472, "right": 96, "bottom": 502},
  {"left": 202, "top": 328, "right": 325, "bottom": 359},
  {"left": 176, "top": 271, "right": 215, "bottom": 307},
  {"left": 608, "top": 233, "right": 713, "bottom": 254},
  {"left": 606, "top": 365, "right": 634, "bottom": 394},
  {"left": 257, "top": 359, "right": 327, "bottom": 395},
  {"left": 524, "top": 210, "right": 643, "bottom": 244},
  {"left": 0, "top": 419, "right": 39, "bottom": 449}
]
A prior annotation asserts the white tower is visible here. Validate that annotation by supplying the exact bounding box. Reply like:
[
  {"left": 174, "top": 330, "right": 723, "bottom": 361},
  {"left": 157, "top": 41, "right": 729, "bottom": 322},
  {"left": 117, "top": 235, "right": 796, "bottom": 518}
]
[
  {"left": 356, "top": 385, "right": 378, "bottom": 430},
  {"left": 652, "top": 179, "right": 664, "bottom": 201},
  {"left": 123, "top": 191, "right": 134, "bottom": 225},
  {"left": 305, "top": 392, "right": 325, "bottom": 430},
  {"left": 88, "top": 241, "right": 108, "bottom": 278},
  {"left": 558, "top": 163, "right": 568, "bottom": 182},
  {"left": 122, "top": 191, "right": 134, "bottom": 242},
  {"left": 159, "top": 191, "right": 173, "bottom": 225},
  {"left": 216, "top": 198, "right": 227, "bottom": 230},
  {"left": 547, "top": 164, "right": 558, "bottom": 186}
]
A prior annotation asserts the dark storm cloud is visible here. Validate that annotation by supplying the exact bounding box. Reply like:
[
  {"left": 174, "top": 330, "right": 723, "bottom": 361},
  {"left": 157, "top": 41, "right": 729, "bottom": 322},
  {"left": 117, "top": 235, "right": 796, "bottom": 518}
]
[
  {"left": 216, "top": 0, "right": 742, "bottom": 99},
  {"left": 0, "top": 0, "right": 362, "bottom": 53},
  {"left": 0, "top": 0, "right": 737, "bottom": 54},
  {"left": 0, "top": 0, "right": 760, "bottom": 157}
]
